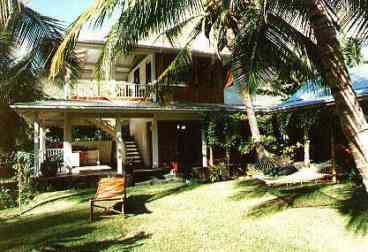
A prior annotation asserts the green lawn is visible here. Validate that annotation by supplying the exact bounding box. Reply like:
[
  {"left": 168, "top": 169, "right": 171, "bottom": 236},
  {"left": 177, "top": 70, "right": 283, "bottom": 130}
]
[{"left": 1, "top": 179, "right": 368, "bottom": 252}]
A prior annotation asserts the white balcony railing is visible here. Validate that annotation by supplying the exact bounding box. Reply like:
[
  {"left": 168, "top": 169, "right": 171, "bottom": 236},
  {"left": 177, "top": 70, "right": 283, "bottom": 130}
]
[
  {"left": 67, "top": 80, "right": 187, "bottom": 100},
  {"left": 115, "top": 82, "right": 150, "bottom": 98},
  {"left": 69, "top": 80, "right": 152, "bottom": 99},
  {"left": 46, "top": 148, "right": 64, "bottom": 161}
]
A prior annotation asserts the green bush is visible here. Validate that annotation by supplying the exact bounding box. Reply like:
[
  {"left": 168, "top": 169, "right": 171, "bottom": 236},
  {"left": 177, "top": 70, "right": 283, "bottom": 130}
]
[
  {"left": 14, "top": 152, "right": 37, "bottom": 207},
  {"left": 208, "top": 162, "right": 228, "bottom": 183},
  {"left": 0, "top": 187, "right": 16, "bottom": 209}
]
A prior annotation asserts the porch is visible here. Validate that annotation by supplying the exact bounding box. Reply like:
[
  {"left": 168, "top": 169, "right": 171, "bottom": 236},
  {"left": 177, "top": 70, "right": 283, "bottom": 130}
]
[{"left": 12, "top": 100, "right": 244, "bottom": 178}]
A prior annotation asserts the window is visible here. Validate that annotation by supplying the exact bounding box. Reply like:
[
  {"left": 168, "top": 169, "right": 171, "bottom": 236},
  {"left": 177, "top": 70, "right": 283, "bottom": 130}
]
[
  {"left": 146, "top": 62, "right": 152, "bottom": 84},
  {"left": 133, "top": 68, "right": 140, "bottom": 84}
]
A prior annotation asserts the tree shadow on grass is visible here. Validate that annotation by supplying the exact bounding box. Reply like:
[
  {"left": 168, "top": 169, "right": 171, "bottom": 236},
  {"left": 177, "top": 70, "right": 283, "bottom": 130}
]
[
  {"left": 232, "top": 179, "right": 368, "bottom": 236},
  {"left": 148, "top": 182, "right": 204, "bottom": 201},
  {"left": 38, "top": 231, "right": 151, "bottom": 252},
  {"left": 230, "top": 179, "right": 274, "bottom": 201},
  {"left": 336, "top": 186, "right": 368, "bottom": 236},
  {"left": 0, "top": 208, "right": 92, "bottom": 251},
  {"left": 1, "top": 181, "right": 204, "bottom": 250},
  {"left": 123, "top": 183, "right": 203, "bottom": 216}
]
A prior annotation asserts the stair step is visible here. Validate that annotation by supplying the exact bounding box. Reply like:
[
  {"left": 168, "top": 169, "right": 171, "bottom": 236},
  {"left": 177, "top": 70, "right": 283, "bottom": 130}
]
[
  {"left": 126, "top": 152, "right": 140, "bottom": 155},
  {"left": 122, "top": 137, "right": 144, "bottom": 166},
  {"left": 127, "top": 160, "right": 143, "bottom": 164}
]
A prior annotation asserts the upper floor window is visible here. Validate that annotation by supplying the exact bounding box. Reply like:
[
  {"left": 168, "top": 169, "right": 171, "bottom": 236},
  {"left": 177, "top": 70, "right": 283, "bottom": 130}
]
[{"left": 134, "top": 68, "right": 140, "bottom": 84}]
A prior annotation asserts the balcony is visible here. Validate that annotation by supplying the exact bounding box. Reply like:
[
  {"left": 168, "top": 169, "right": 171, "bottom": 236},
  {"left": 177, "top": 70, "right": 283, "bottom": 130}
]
[
  {"left": 66, "top": 80, "right": 188, "bottom": 101},
  {"left": 67, "top": 80, "right": 157, "bottom": 100}
]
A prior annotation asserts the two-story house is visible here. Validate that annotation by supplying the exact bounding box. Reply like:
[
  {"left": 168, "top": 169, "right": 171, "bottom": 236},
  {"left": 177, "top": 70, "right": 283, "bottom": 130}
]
[{"left": 12, "top": 37, "right": 245, "bottom": 177}]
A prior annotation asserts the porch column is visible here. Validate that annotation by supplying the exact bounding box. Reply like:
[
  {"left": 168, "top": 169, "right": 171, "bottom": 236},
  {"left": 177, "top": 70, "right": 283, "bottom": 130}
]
[
  {"left": 152, "top": 117, "right": 159, "bottom": 168},
  {"left": 33, "top": 114, "right": 40, "bottom": 175},
  {"left": 39, "top": 125, "right": 46, "bottom": 165},
  {"left": 201, "top": 130, "right": 208, "bottom": 168},
  {"left": 116, "top": 119, "right": 125, "bottom": 175},
  {"left": 63, "top": 113, "right": 73, "bottom": 170}
]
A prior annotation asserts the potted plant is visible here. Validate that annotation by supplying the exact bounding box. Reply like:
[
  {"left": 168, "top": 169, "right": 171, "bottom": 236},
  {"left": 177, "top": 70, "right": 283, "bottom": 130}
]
[{"left": 41, "top": 156, "right": 59, "bottom": 177}]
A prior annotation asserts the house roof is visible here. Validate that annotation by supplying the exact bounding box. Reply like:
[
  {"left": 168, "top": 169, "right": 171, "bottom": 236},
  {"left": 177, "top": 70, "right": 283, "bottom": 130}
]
[
  {"left": 274, "top": 64, "right": 368, "bottom": 111},
  {"left": 224, "top": 86, "right": 283, "bottom": 109},
  {"left": 11, "top": 100, "right": 247, "bottom": 114}
]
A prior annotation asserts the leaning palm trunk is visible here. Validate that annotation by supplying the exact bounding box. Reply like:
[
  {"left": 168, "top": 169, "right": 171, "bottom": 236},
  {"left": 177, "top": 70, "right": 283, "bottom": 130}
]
[
  {"left": 308, "top": 0, "right": 368, "bottom": 191},
  {"left": 231, "top": 5, "right": 267, "bottom": 161},
  {"left": 240, "top": 86, "right": 267, "bottom": 160}
]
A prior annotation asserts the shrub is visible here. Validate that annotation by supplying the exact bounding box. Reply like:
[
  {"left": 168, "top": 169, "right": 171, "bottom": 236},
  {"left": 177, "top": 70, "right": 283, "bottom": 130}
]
[
  {"left": 14, "top": 152, "right": 37, "bottom": 208},
  {"left": 0, "top": 187, "right": 16, "bottom": 209},
  {"left": 208, "top": 162, "right": 228, "bottom": 183}
]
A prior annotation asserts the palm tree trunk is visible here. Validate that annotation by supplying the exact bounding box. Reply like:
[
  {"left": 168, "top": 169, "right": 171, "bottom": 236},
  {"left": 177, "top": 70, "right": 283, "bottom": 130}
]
[
  {"left": 307, "top": 0, "right": 368, "bottom": 191},
  {"left": 233, "top": 1, "right": 267, "bottom": 161},
  {"left": 240, "top": 87, "right": 266, "bottom": 160},
  {"left": 303, "top": 128, "right": 311, "bottom": 168},
  {"left": 209, "top": 146, "right": 214, "bottom": 167}
]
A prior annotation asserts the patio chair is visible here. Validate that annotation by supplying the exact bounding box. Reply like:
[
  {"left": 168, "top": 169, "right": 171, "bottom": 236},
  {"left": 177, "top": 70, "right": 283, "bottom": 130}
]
[{"left": 90, "top": 176, "right": 127, "bottom": 222}]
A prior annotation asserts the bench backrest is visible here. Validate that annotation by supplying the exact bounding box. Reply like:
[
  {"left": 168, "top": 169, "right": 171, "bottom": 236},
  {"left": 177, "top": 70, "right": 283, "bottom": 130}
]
[{"left": 95, "top": 176, "right": 126, "bottom": 200}]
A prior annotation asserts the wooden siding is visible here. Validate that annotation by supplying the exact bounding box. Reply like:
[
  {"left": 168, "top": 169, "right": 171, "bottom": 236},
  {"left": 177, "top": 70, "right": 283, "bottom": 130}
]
[{"left": 155, "top": 53, "right": 225, "bottom": 104}]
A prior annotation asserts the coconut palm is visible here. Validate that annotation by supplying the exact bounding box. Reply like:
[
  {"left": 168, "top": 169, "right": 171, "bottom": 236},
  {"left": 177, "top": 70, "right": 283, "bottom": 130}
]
[
  {"left": 232, "top": 0, "right": 368, "bottom": 190},
  {"left": 0, "top": 1, "right": 79, "bottom": 158},
  {"left": 49, "top": 0, "right": 368, "bottom": 192},
  {"left": 49, "top": 0, "right": 315, "bottom": 162}
]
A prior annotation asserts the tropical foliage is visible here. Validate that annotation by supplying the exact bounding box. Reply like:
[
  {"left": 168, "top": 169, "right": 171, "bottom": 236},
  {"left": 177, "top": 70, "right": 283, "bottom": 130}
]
[
  {"left": 0, "top": 1, "right": 79, "bottom": 159},
  {"left": 48, "top": 0, "right": 368, "bottom": 192}
]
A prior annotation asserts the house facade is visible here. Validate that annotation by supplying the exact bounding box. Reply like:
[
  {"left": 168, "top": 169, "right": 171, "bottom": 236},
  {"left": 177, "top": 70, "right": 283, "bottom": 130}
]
[{"left": 12, "top": 39, "right": 245, "bottom": 176}]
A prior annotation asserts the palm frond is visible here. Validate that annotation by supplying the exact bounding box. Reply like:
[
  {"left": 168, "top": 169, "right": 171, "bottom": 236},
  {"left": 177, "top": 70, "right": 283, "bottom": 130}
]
[
  {"left": 156, "top": 19, "right": 203, "bottom": 84},
  {"left": 93, "top": 0, "right": 204, "bottom": 80},
  {"left": 337, "top": 0, "right": 368, "bottom": 39},
  {"left": 232, "top": 9, "right": 321, "bottom": 94},
  {"left": 0, "top": 0, "right": 20, "bottom": 30},
  {"left": 49, "top": 0, "right": 123, "bottom": 78}
]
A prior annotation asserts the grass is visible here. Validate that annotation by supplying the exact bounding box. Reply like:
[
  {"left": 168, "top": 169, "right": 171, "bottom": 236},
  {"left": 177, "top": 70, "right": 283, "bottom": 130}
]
[{"left": 0, "top": 179, "right": 368, "bottom": 251}]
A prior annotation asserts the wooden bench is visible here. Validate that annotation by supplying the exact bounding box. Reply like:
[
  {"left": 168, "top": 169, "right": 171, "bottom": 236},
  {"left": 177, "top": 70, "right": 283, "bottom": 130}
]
[{"left": 90, "top": 176, "right": 127, "bottom": 222}]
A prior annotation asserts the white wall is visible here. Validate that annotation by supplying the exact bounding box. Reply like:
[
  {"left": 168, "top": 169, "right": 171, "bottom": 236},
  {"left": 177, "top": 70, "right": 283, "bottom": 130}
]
[{"left": 129, "top": 119, "right": 152, "bottom": 167}]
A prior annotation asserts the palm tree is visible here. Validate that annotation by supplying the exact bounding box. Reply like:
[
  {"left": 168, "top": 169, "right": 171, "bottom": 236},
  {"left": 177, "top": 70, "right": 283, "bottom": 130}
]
[
  {"left": 48, "top": 0, "right": 313, "bottom": 161},
  {"left": 228, "top": 0, "right": 368, "bottom": 191},
  {"left": 0, "top": 1, "right": 78, "bottom": 159},
  {"left": 49, "top": 0, "right": 368, "bottom": 192}
]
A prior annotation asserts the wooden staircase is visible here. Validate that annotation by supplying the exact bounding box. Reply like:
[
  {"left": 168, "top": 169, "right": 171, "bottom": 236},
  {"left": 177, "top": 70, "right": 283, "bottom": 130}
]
[
  {"left": 86, "top": 119, "right": 144, "bottom": 169},
  {"left": 87, "top": 119, "right": 116, "bottom": 140},
  {"left": 124, "top": 138, "right": 144, "bottom": 168}
]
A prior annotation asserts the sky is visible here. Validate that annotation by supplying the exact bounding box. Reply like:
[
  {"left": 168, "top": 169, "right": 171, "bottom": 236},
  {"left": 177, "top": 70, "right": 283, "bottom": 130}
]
[
  {"left": 28, "top": 0, "right": 368, "bottom": 57},
  {"left": 28, "top": 0, "right": 114, "bottom": 41},
  {"left": 28, "top": 0, "right": 94, "bottom": 24}
]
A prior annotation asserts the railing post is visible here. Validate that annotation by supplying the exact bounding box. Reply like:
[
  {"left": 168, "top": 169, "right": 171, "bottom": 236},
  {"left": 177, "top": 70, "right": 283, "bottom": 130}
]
[
  {"left": 133, "top": 84, "right": 137, "bottom": 98},
  {"left": 111, "top": 80, "right": 117, "bottom": 96},
  {"left": 64, "top": 69, "right": 71, "bottom": 99}
]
